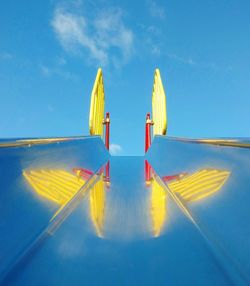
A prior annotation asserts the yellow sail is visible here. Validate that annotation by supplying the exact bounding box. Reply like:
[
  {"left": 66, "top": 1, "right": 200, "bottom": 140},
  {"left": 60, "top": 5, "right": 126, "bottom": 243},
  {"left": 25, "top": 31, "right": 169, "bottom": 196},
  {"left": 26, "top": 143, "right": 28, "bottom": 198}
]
[
  {"left": 152, "top": 69, "right": 167, "bottom": 136},
  {"left": 89, "top": 68, "right": 105, "bottom": 136}
]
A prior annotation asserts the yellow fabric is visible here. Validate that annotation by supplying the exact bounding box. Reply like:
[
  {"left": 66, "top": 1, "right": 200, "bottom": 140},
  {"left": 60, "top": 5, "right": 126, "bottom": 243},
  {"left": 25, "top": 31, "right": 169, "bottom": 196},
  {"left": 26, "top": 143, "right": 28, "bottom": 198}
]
[
  {"left": 152, "top": 69, "right": 167, "bottom": 136},
  {"left": 89, "top": 68, "right": 105, "bottom": 136}
]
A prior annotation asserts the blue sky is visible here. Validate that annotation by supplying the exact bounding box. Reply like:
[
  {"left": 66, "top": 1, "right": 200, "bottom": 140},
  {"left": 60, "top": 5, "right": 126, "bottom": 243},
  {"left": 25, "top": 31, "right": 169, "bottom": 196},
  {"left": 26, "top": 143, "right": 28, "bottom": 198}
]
[{"left": 0, "top": 0, "right": 250, "bottom": 155}]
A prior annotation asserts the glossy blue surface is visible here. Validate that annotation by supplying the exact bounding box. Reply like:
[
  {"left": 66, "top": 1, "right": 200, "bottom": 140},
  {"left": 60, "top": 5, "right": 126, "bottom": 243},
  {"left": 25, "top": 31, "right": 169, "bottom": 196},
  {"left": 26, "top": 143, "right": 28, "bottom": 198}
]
[
  {"left": 1, "top": 154, "right": 236, "bottom": 285},
  {"left": 0, "top": 137, "right": 109, "bottom": 281},
  {"left": 147, "top": 136, "right": 250, "bottom": 284},
  {"left": 1, "top": 136, "right": 250, "bottom": 285}
]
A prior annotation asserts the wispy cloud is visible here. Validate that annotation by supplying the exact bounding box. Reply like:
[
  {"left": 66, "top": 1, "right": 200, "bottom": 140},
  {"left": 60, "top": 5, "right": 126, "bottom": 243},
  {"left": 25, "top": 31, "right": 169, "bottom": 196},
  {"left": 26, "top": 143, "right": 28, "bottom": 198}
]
[
  {"left": 0, "top": 52, "right": 13, "bottom": 60},
  {"left": 56, "top": 57, "right": 67, "bottom": 66},
  {"left": 51, "top": 3, "right": 134, "bottom": 67},
  {"left": 138, "top": 23, "right": 162, "bottom": 57},
  {"left": 48, "top": 105, "right": 54, "bottom": 112},
  {"left": 110, "top": 143, "right": 123, "bottom": 155},
  {"left": 39, "top": 64, "right": 77, "bottom": 80},
  {"left": 147, "top": 25, "right": 161, "bottom": 36},
  {"left": 168, "top": 54, "right": 196, "bottom": 66},
  {"left": 147, "top": 1, "right": 165, "bottom": 19},
  {"left": 151, "top": 46, "right": 161, "bottom": 56},
  {"left": 168, "top": 53, "right": 217, "bottom": 69}
]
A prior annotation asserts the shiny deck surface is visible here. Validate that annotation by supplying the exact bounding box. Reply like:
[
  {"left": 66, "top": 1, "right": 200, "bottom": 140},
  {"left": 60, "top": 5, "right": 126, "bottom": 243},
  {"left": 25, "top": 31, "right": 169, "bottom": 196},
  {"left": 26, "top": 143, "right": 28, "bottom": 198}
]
[
  {"left": 0, "top": 137, "right": 109, "bottom": 283},
  {"left": 1, "top": 136, "right": 250, "bottom": 285},
  {"left": 147, "top": 136, "right": 250, "bottom": 284}
]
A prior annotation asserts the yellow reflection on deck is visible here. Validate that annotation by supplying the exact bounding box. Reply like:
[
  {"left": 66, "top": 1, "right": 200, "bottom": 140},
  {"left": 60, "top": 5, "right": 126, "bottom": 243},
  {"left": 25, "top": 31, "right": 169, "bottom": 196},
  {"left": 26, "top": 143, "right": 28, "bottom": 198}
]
[
  {"left": 89, "top": 179, "right": 105, "bottom": 237},
  {"left": 151, "top": 178, "right": 167, "bottom": 237},
  {"left": 24, "top": 169, "right": 106, "bottom": 238},
  {"left": 23, "top": 170, "right": 86, "bottom": 205},
  {"left": 168, "top": 169, "right": 230, "bottom": 202}
]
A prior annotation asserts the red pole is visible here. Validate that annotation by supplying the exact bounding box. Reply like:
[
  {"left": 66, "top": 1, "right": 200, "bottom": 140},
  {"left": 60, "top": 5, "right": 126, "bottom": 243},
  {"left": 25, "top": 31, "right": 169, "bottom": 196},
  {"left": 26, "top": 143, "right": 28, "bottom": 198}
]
[
  {"left": 145, "top": 113, "right": 153, "bottom": 184},
  {"left": 103, "top": 112, "right": 110, "bottom": 184},
  {"left": 145, "top": 113, "right": 153, "bottom": 153}
]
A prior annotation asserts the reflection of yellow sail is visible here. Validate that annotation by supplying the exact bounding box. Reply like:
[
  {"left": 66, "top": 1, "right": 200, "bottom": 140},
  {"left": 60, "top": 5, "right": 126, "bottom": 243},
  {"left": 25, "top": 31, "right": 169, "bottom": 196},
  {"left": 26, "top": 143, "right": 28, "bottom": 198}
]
[
  {"left": 151, "top": 178, "right": 167, "bottom": 237},
  {"left": 89, "top": 179, "right": 105, "bottom": 237},
  {"left": 168, "top": 169, "right": 230, "bottom": 202},
  {"left": 23, "top": 170, "right": 86, "bottom": 205}
]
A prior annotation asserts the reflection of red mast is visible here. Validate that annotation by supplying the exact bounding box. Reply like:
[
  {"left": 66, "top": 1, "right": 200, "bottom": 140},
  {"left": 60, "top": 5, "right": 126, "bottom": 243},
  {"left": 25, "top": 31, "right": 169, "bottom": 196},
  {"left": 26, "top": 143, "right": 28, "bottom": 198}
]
[
  {"left": 162, "top": 173, "right": 188, "bottom": 183},
  {"left": 145, "top": 113, "right": 153, "bottom": 153},
  {"left": 103, "top": 112, "right": 110, "bottom": 185},
  {"left": 145, "top": 113, "right": 154, "bottom": 185},
  {"left": 145, "top": 160, "right": 152, "bottom": 185},
  {"left": 144, "top": 159, "right": 188, "bottom": 186},
  {"left": 103, "top": 112, "right": 110, "bottom": 150},
  {"left": 72, "top": 168, "right": 93, "bottom": 180}
]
